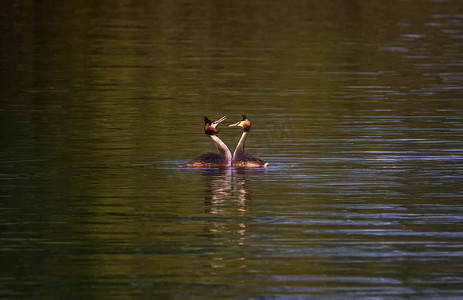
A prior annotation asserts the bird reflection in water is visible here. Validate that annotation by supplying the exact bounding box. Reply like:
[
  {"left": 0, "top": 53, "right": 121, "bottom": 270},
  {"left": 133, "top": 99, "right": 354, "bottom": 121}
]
[
  {"left": 202, "top": 167, "right": 252, "bottom": 215},
  {"left": 199, "top": 167, "right": 266, "bottom": 271}
]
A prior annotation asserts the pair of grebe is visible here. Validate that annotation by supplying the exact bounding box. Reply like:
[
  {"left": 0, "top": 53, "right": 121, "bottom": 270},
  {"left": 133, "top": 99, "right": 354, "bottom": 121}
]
[{"left": 185, "top": 115, "right": 268, "bottom": 168}]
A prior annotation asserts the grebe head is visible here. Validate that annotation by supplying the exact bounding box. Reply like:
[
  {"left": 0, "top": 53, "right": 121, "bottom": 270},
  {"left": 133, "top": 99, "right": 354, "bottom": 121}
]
[
  {"left": 229, "top": 115, "right": 251, "bottom": 132},
  {"left": 204, "top": 116, "right": 227, "bottom": 135}
]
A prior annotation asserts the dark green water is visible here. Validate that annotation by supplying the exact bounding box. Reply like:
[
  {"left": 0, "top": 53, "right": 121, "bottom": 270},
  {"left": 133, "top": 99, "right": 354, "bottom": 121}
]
[{"left": 1, "top": 1, "right": 463, "bottom": 298}]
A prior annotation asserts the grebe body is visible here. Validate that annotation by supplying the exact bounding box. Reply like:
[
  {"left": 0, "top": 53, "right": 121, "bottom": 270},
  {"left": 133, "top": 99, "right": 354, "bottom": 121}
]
[
  {"left": 184, "top": 116, "right": 232, "bottom": 168},
  {"left": 229, "top": 115, "right": 268, "bottom": 168}
]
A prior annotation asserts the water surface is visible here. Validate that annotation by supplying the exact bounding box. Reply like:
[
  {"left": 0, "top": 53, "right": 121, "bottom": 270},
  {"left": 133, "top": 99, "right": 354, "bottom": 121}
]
[{"left": 1, "top": 0, "right": 463, "bottom": 298}]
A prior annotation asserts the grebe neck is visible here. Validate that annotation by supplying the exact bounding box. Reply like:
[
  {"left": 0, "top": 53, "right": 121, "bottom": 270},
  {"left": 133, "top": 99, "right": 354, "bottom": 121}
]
[
  {"left": 209, "top": 135, "right": 232, "bottom": 165},
  {"left": 233, "top": 131, "right": 249, "bottom": 159}
]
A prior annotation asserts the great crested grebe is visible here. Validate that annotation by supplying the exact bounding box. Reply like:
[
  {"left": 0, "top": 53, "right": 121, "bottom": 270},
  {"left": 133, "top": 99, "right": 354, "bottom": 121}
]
[
  {"left": 184, "top": 116, "right": 232, "bottom": 168},
  {"left": 229, "top": 115, "right": 268, "bottom": 168}
]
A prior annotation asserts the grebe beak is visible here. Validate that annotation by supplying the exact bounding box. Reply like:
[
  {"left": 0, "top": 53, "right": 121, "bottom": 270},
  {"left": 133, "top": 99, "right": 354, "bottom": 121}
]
[
  {"left": 229, "top": 121, "right": 242, "bottom": 127},
  {"left": 213, "top": 116, "right": 227, "bottom": 125}
]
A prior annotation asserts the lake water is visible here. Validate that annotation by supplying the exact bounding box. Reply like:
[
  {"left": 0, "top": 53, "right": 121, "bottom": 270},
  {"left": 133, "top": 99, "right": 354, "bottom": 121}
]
[{"left": 1, "top": 1, "right": 463, "bottom": 298}]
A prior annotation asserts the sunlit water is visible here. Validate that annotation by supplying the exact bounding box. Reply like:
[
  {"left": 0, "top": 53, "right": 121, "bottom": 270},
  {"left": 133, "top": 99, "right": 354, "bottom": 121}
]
[{"left": 1, "top": 1, "right": 463, "bottom": 298}]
